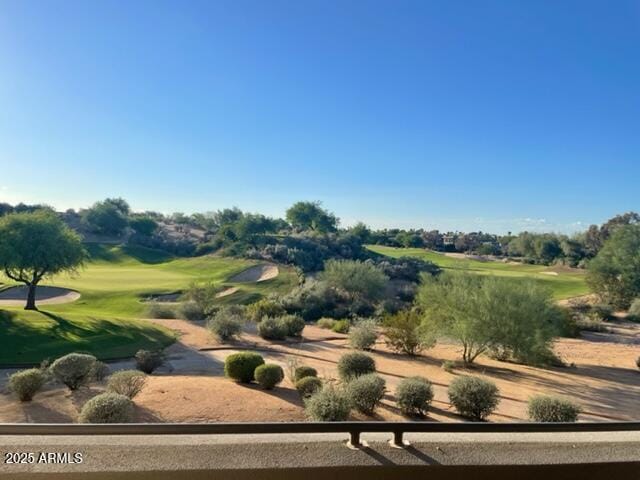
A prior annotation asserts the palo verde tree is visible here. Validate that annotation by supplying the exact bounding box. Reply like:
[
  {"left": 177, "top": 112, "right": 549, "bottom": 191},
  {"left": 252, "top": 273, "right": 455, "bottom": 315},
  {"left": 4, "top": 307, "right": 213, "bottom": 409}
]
[
  {"left": 285, "top": 201, "right": 338, "bottom": 233},
  {"left": 0, "top": 210, "right": 86, "bottom": 310}
]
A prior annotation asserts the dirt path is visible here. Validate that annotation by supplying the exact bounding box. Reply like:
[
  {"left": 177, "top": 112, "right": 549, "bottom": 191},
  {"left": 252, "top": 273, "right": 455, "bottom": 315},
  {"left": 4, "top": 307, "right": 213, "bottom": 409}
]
[{"left": 0, "top": 286, "right": 80, "bottom": 306}]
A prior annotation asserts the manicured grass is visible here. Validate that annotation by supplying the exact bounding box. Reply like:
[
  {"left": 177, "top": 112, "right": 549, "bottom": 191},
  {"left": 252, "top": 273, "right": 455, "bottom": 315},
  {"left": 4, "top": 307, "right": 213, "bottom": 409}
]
[
  {"left": 0, "top": 309, "right": 176, "bottom": 365},
  {"left": 367, "top": 245, "right": 589, "bottom": 299},
  {"left": 0, "top": 244, "right": 298, "bottom": 365}
]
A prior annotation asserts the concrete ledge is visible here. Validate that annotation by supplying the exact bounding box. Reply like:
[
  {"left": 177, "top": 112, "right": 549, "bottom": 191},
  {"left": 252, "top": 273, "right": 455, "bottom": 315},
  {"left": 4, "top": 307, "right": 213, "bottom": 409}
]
[{"left": 1, "top": 431, "right": 639, "bottom": 479}]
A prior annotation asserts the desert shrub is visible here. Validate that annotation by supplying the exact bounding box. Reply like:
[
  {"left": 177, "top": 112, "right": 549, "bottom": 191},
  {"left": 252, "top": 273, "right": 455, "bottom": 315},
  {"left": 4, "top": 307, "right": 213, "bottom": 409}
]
[
  {"left": 628, "top": 298, "right": 640, "bottom": 321},
  {"left": 348, "top": 318, "right": 378, "bottom": 350},
  {"left": 574, "top": 313, "right": 610, "bottom": 333},
  {"left": 207, "top": 307, "right": 244, "bottom": 341},
  {"left": 183, "top": 281, "right": 218, "bottom": 317},
  {"left": 316, "top": 318, "right": 336, "bottom": 329},
  {"left": 179, "top": 301, "right": 206, "bottom": 321},
  {"left": 280, "top": 314, "right": 306, "bottom": 337},
  {"left": 591, "top": 303, "right": 615, "bottom": 321},
  {"left": 337, "top": 352, "right": 376, "bottom": 381},
  {"left": 295, "top": 376, "right": 323, "bottom": 398},
  {"left": 568, "top": 297, "right": 591, "bottom": 313},
  {"left": 294, "top": 366, "right": 318, "bottom": 382},
  {"left": 224, "top": 351, "right": 265, "bottom": 383},
  {"left": 90, "top": 361, "right": 110, "bottom": 382},
  {"left": 527, "top": 395, "right": 581, "bottom": 422},
  {"left": 8, "top": 369, "right": 46, "bottom": 401},
  {"left": 145, "top": 303, "right": 176, "bottom": 319},
  {"left": 345, "top": 373, "right": 386, "bottom": 414},
  {"left": 305, "top": 385, "right": 351, "bottom": 421},
  {"left": 135, "top": 349, "right": 165, "bottom": 374},
  {"left": 441, "top": 360, "right": 456, "bottom": 373},
  {"left": 107, "top": 370, "right": 147, "bottom": 399},
  {"left": 257, "top": 316, "right": 288, "bottom": 340},
  {"left": 247, "top": 298, "right": 285, "bottom": 322},
  {"left": 448, "top": 376, "right": 500, "bottom": 421},
  {"left": 254, "top": 363, "right": 284, "bottom": 390},
  {"left": 50, "top": 353, "right": 98, "bottom": 390},
  {"left": 396, "top": 376, "right": 434, "bottom": 417},
  {"left": 79, "top": 393, "right": 134, "bottom": 423},
  {"left": 320, "top": 259, "right": 388, "bottom": 301},
  {"left": 383, "top": 309, "right": 434, "bottom": 355},
  {"left": 331, "top": 319, "right": 350, "bottom": 334},
  {"left": 280, "top": 281, "right": 344, "bottom": 321}
]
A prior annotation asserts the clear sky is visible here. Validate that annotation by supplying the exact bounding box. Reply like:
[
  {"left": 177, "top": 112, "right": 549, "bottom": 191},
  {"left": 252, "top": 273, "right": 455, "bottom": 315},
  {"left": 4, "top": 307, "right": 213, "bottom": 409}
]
[{"left": 1, "top": 0, "right": 638, "bottom": 234}]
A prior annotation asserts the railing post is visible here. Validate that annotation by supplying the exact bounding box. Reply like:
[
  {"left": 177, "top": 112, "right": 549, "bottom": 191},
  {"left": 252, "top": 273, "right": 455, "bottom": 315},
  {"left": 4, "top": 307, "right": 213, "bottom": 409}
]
[{"left": 390, "top": 430, "right": 409, "bottom": 448}]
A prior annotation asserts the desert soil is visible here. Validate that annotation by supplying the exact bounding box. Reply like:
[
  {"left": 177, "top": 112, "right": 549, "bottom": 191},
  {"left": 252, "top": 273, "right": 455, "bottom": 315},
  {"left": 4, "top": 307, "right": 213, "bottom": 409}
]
[
  {"left": 0, "top": 286, "right": 80, "bottom": 306},
  {"left": 1, "top": 318, "right": 638, "bottom": 424}
]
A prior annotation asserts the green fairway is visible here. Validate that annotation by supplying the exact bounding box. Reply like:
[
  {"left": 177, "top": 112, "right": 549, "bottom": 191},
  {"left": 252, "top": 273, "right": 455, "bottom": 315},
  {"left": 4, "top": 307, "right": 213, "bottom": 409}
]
[
  {"left": 367, "top": 245, "right": 589, "bottom": 299},
  {"left": 0, "top": 244, "right": 298, "bottom": 365}
]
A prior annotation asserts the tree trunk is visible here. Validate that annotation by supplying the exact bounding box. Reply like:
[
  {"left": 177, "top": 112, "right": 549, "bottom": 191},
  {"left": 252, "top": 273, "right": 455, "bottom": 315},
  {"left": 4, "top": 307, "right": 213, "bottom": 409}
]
[{"left": 24, "top": 283, "right": 38, "bottom": 311}]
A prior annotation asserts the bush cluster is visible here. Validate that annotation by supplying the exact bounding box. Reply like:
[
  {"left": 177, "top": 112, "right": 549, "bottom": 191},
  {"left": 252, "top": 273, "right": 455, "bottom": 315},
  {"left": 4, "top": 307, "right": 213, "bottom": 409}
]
[
  {"left": 527, "top": 395, "right": 581, "bottom": 422},
  {"left": 395, "top": 376, "right": 433, "bottom": 417},
  {"left": 50, "top": 353, "right": 98, "bottom": 390},
  {"left": 316, "top": 318, "right": 336, "bottom": 329},
  {"left": 331, "top": 319, "right": 350, "bottom": 334},
  {"left": 348, "top": 319, "right": 378, "bottom": 350},
  {"left": 8, "top": 368, "right": 46, "bottom": 402},
  {"left": 79, "top": 393, "right": 134, "bottom": 423},
  {"left": 304, "top": 386, "right": 351, "bottom": 421},
  {"left": 447, "top": 376, "right": 500, "bottom": 421},
  {"left": 224, "top": 352, "right": 265, "bottom": 383},
  {"left": 145, "top": 303, "right": 177, "bottom": 319},
  {"left": 345, "top": 373, "right": 385, "bottom": 414},
  {"left": 107, "top": 370, "right": 147, "bottom": 399},
  {"left": 254, "top": 364, "right": 285, "bottom": 390},
  {"left": 295, "top": 376, "right": 323, "bottom": 398},
  {"left": 257, "top": 315, "right": 305, "bottom": 340},
  {"left": 90, "top": 361, "right": 110, "bottom": 382},
  {"left": 179, "top": 301, "right": 206, "bottom": 321},
  {"left": 337, "top": 352, "right": 376, "bottom": 382},
  {"left": 628, "top": 298, "right": 640, "bottom": 321},
  {"left": 208, "top": 307, "right": 244, "bottom": 341},
  {"left": 383, "top": 309, "right": 434, "bottom": 356},
  {"left": 135, "top": 350, "right": 165, "bottom": 374},
  {"left": 247, "top": 298, "right": 285, "bottom": 322}
]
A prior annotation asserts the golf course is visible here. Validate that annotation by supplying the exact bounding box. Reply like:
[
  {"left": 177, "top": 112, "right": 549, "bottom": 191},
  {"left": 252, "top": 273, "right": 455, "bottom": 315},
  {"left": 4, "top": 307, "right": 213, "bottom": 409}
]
[
  {"left": 367, "top": 245, "right": 589, "bottom": 300},
  {"left": 0, "top": 243, "right": 298, "bottom": 365}
]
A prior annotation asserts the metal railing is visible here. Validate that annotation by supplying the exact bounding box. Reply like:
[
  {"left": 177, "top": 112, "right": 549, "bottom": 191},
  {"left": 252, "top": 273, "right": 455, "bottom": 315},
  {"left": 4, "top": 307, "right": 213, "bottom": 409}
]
[{"left": 2, "top": 421, "right": 639, "bottom": 449}]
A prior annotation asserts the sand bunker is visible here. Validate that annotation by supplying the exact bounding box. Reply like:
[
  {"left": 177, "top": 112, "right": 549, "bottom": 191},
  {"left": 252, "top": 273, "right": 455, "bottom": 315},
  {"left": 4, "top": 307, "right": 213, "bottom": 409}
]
[
  {"left": 229, "top": 264, "right": 279, "bottom": 283},
  {"left": 540, "top": 271, "right": 559, "bottom": 276},
  {"left": 215, "top": 287, "right": 239, "bottom": 298},
  {"left": 0, "top": 286, "right": 80, "bottom": 306}
]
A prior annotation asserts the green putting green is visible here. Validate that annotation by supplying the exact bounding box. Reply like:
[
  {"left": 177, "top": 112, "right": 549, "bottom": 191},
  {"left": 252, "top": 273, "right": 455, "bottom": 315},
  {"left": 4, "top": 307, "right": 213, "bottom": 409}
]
[{"left": 367, "top": 245, "right": 589, "bottom": 300}]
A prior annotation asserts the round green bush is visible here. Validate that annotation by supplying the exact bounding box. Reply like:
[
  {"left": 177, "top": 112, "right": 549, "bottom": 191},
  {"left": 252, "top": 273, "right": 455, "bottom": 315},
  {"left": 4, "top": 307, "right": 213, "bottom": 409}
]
[
  {"left": 180, "top": 301, "right": 206, "bottom": 321},
  {"left": 107, "top": 370, "right": 147, "bottom": 399},
  {"left": 79, "top": 393, "right": 134, "bottom": 423},
  {"left": 396, "top": 376, "right": 434, "bottom": 417},
  {"left": 90, "top": 361, "right": 110, "bottom": 382},
  {"left": 247, "top": 299, "right": 285, "bottom": 323},
  {"left": 348, "top": 319, "right": 378, "bottom": 350},
  {"left": 527, "top": 395, "right": 581, "bottom": 422},
  {"left": 448, "top": 376, "right": 500, "bottom": 421},
  {"left": 50, "top": 353, "right": 98, "bottom": 390},
  {"left": 295, "top": 376, "right": 323, "bottom": 398},
  {"left": 257, "top": 317, "right": 288, "bottom": 340},
  {"left": 305, "top": 386, "right": 351, "bottom": 421},
  {"left": 135, "top": 350, "right": 165, "bottom": 374},
  {"left": 224, "top": 351, "right": 265, "bottom": 383},
  {"left": 331, "top": 319, "right": 350, "bottom": 334},
  {"left": 337, "top": 352, "right": 376, "bottom": 382},
  {"left": 254, "top": 363, "right": 284, "bottom": 390},
  {"left": 9, "top": 369, "right": 46, "bottom": 402},
  {"left": 294, "top": 366, "right": 318, "bottom": 382},
  {"left": 281, "top": 314, "right": 306, "bottom": 337},
  {"left": 345, "top": 373, "right": 386, "bottom": 414},
  {"left": 208, "top": 309, "right": 243, "bottom": 341}
]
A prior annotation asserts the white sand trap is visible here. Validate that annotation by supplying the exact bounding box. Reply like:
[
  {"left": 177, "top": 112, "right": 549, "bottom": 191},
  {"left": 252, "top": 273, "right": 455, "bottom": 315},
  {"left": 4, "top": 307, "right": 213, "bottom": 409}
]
[
  {"left": 0, "top": 286, "right": 80, "bottom": 306},
  {"left": 229, "top": 264, "right": 279, "bottom": 283},
  {"left": 540, "top": 271, "right": 559, "bottom": 276},
  {"left": 215, "top": 287, "right": 239, "bottom": 298}
]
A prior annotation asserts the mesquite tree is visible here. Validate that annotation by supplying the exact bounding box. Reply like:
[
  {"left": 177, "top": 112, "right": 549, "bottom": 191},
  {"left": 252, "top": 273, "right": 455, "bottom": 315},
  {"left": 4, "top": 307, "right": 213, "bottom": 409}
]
[{"left": 0, "top": 210, "right": 86, "bottom": 310}]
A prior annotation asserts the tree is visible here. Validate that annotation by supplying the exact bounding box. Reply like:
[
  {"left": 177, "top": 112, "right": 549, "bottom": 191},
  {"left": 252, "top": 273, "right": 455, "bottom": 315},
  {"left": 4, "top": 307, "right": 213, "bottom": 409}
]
[
  {"left": 418, "top": 272, "right": 561, "bottom": 365},
  {"left": 0, "top": 211, "right": 86, "bottom": 310},
  {"left": 129, "top": 216, "right": 158, "bottom": 236},
  {"left": 82, "top": 199, "right": 129, "bottom": 236},
  {"left": 587, "top": 224, "right": 640, "bottom": 309},
  {"left": 286, "top": 201, "right": 338, "bottom": 233},
  {"left": 320, "top": 259, "right": 388, "bottom": 301},
  {"left": 348, "top": 222, "right": 371, "bottom": 244}
]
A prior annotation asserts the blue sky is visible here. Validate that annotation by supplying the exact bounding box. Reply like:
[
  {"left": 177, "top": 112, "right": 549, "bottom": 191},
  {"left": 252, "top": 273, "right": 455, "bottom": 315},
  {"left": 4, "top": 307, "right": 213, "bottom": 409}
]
[{"left": 1, "top": 0, "right": 638, "bottom": 234}]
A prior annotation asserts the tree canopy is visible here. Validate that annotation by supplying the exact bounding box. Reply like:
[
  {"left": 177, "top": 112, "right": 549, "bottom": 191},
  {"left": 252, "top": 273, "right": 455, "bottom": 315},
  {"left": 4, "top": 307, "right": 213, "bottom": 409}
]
[
  {"left": 81, "top": 198, "right": 130, "bottom": 236},
  {"left": 285, "top": 201, "right": 338, "bottom": 233},
  {"left": 320, "top": 259, "right": 388, "bottom": 301},
  {"left": 0, "top": 211, "right": 86, "bottom": 310},
  {"left": 587, "top": 224, "right": 640, "bottom": 309}
]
